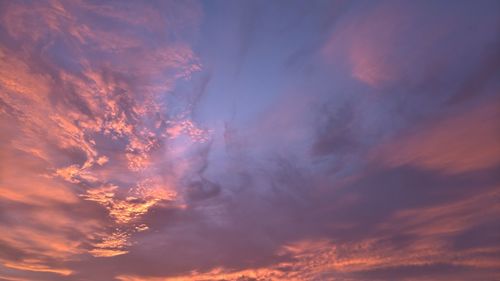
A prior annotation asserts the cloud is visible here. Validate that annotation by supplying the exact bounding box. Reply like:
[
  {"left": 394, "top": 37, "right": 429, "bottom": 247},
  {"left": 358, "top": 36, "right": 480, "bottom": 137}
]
[
  {"left": 0, "top": 0, "right": 208, "bottom": 277},
  {"left": 374, "top": 99, "right": 500, "bottom": 174},
  {"left": 1, "top": 0, "right": 499, "bottom": 280},
  {"left": 321, "top": 0, "right": 500, "bottom": 90}
]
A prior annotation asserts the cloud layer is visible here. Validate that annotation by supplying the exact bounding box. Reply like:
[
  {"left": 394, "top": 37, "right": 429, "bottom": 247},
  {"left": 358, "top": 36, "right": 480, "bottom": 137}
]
[{"left": 0, "top": 0, "right": 499, "bottom": 280}]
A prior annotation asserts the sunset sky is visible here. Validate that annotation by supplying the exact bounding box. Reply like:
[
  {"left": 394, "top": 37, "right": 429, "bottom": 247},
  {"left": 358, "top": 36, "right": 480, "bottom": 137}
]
[{"left": 0, "top": 0, "right": 499, "bottom": 280}]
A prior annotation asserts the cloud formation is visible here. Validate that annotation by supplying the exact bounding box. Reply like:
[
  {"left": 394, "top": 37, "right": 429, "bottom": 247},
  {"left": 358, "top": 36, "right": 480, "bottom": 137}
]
[{"left": 0, "top": 0, "right": 499, "bottom": 280}]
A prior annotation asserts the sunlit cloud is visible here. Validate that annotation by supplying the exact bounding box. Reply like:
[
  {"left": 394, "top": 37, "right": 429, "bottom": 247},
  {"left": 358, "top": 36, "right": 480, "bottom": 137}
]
[
  {"left": 375, "top": 100, "right": 500, "bottom": 174},
  {"left": 1, "top": 0, "right": 499, "bottom": 280}
]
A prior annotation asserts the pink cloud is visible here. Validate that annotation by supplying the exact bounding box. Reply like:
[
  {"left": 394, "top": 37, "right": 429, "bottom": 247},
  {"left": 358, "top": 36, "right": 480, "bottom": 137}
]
[
  {"left": 0, "top": 0, "right": 207, "bottom": 276},
  {"left": 374, "top": 99, "right": 500, "bottom": 174}
]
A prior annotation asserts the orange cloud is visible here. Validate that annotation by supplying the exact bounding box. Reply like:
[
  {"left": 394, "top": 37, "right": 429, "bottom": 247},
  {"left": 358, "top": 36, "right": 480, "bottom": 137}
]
[
  {"left": 0, "top": 0, "right": 205, "bottom": 275},
  {"left": 3, "top": 261, "right": 73, "bottom": 276},
  {"left": 321, "top": 1, "right": 463, "bottom": 88},
  {"left": 374, "top": 100, "right": 500, "bottom": 173},
  {"left": 321, "top": 2, "right": 410, "bottom": 87}
]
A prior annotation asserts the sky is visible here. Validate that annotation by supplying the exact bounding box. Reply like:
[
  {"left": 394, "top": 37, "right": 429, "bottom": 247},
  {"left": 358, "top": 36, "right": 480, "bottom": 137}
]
[{"left": 0, "top": 0, "right": 499, "bottom": 280}]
